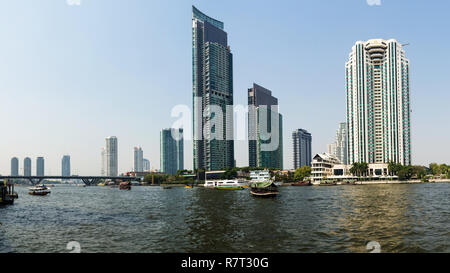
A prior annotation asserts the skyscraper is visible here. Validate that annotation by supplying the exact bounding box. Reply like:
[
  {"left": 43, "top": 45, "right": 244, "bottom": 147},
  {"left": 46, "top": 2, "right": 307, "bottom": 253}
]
[
  {"left": 192, "top": 6, "right": 234, "bottom": 171},
  {"left": 346, "top": 39, "right": 411, "bottom": 165},
  {"left": 327, "top": 122, "right": 348, "bottom": 164},
  {"left": 248, "top": 83, "right": 283, "bottom": 169},
  {"left": 293, "top": 129, "right": 312, "bottom": 169},
  {"left": 133, "top": 146, "right": 144, "bottom": 172},
  {"left": 36, "top": 157, "right": 44, "bottom": 176},
  {"left": 143, "top": 158, "right": 150, "bottom": 172},
  {"left": 101, "top": 147, "right": 106, "bottom": 176},
  {"left": 62, "top": 155, "right": 71, "bottom": 177},
  {"left": 160, "top": 128, "right": 184, "bottom": 175},
  {"left": 11, "top": 157, "right": 19, "bottom": 176},
  {"left": 105, "top": 136, "right": 118, "bottom": 176},
  {"left": 24, "top": 157, "right": 31, "bottom": 176}
]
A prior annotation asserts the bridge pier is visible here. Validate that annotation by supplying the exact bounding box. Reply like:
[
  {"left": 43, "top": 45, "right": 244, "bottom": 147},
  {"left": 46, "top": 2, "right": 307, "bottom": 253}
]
[
  {"left": 81, "top": 178, "right": 100, "bottom": 186},
  {"left": 27, "top": 178, "right": 43, "bottom": 185}
]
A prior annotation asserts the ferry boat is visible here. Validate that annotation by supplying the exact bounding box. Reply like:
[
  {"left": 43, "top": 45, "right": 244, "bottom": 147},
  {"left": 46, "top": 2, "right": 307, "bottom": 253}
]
[
  {"left": 204, "top": 179, "right": 248, "bottom": 190},
  {"left": 250, "top": 181, "right": 279, "bottom": 197},
  {"left": 28, "top": 185, "right": 51, "bottom": 196}
]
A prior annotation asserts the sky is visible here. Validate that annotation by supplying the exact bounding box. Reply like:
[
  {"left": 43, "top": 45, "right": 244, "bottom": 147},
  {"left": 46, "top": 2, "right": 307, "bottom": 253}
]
[{"left": 0, "top": 0, "right": 449, "bottom": 175}]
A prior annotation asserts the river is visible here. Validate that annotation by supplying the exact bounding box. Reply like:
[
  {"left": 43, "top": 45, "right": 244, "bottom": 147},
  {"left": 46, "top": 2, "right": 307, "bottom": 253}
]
[{"left": 0, "top": 183, "right": 448, "bottom": 253}]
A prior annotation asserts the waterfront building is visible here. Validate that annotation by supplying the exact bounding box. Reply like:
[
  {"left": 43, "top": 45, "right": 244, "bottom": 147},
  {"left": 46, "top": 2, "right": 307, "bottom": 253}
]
[
  {"left": 36, "top": 157, "right": 44, "bottom": 176},
  {"left": 133, "top": 147, "right": 144, "bottom": 172},
  {"left": 292, "top": 129, "right": 312, "bottom": 169},
  {"left": 249, "top": 170, "right": 271, "bottom": 182},
  {"left": 160, "top": 128, "right": 184, "bottom": 175},
  {"left": 11, "top": 157, "right": 19, "bottom": 176},
  {"left": 248, "top": 83, "right": 283, "bottom": 169},
  {"left": 311, "top": 153, "right": 341, "bottom": 182},
  {"left": 346, "top": 39, "right": 411, "bottom": 165},
  {"left": 192, "top": 6, "right": 234, "bottom": 171},
  {"left": 105, "top": 136, "right": 118, "bottom": 176},
  {"left": 143, "top": 158, "right": 150, "bottom": 172},
  {"left": 62, "top": 155, "right": 71, "bottom": 177},
  {"left": 24, "top": 157, "right": 31, "bottom": 176}
]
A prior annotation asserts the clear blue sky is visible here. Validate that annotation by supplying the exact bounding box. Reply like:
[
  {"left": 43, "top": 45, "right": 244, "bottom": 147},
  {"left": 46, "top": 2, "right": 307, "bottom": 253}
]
[{"left": 0, "top": 0, "right": 449, "bottom": 175}]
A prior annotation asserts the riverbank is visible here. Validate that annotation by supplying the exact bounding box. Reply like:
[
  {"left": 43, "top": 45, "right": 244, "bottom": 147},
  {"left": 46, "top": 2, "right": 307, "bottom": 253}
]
[{"left": 353, "top": 179, "right": 450, "bottom": 185}]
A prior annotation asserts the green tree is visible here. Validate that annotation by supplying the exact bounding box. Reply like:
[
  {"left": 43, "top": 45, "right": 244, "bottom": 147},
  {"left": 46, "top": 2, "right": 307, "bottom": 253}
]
[{"left": 294, "top": 166, "right": 312, "bottom": 181}]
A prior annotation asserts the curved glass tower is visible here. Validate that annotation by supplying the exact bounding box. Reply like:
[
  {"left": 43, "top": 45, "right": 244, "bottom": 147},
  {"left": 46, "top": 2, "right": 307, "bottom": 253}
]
[{"left": 192, "top": 6, "right": 234, "bottom": 171}]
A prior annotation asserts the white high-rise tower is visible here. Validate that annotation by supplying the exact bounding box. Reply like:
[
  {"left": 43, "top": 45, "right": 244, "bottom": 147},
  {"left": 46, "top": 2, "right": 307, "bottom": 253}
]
[
  {"left": 346, "top": 39, "right": 411, "bottom": 165},
  {"left": 134, "top": 146, "right": 144, "bottom": 172},
  {"left": 105, "top": 136, "right": 118, "bottom": 176}
]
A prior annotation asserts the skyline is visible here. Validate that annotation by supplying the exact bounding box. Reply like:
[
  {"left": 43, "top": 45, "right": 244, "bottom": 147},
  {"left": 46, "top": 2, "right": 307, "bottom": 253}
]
[{"left": 0, "top": 0, "right": 449, "bottom": 175}]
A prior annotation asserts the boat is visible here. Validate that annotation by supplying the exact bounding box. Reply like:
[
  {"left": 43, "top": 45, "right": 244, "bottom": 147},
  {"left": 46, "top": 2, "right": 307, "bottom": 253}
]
[
  {"left": 204, "top": 179, "right": 248, "bottom": 190},
  {"left": 318, "top": 181, "right": 337, "bottom": 186},
  {"left": 119, "top": 181, "right": 131, "bottom": 190},
  {"left": 292, "top": 181, "right": 312, "bottom": 186},
  {"left": 0, "top": 182, "right": 15, "bottom": 205},
  {"left": 162, "top": 186, "right": 173, "bottom": 189},
  {"left": 185, "top": 185, "right": 193, "bottom": 189},
  {"left": 28, "top": 185, "right": 51, "bottom": 196},
  {"left": 250, "top": 181, "right": 279, "bottom": 197},
  {"left": 98, "top": 183, "right": 106, "bottom": 186}
]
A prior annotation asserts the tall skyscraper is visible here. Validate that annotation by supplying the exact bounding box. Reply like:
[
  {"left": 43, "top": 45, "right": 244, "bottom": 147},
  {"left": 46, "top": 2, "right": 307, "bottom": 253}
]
[
  {"left": 160, "top": 128, "right": 184, "bottom": 175},
  {"left": 192, "top": 6, "right": 234, "bottom": 171},
  {"left": 346, "top": 39, "right": 411, "bottom": 165},
  {"left": 293, "top": 129, "right": 312, "bottom": 169},
  {"left": 248, "top": 83, "right": 283, "bottom": 169},
  {"left": 133, "top": 146, "right": 144, "bottom": 172},
  {"left": 327, "top": 122, "right": 348, "bottom": 164},
  {"left": 105, "top": 136, "right": 118, "bottom": 176},
  {"left": 24, "top": 157, "right": 31, "bottom": 176},
  {"left": 36, "top": 157, "right": 44, "bottom": 176},
  {"left": 143, "top": 158, "right": 150, "bottom": 172},
  {"left": 62, "top": 155, "right": 71, "bottom": 176},
  {"left": 11, "top": 157, "right": 19, "bottom": 176},
  {"left": 101, "top": 147, "right": 106, "bottom": 176}
]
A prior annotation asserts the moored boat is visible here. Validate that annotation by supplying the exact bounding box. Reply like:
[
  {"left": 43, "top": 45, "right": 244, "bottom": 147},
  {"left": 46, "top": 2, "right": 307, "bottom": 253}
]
[
  {"left": 28, "top": 185, "right": 51, "bottom": 196},
  {"left": 291, "top": 181, "right": 312, "bottom": 186},
  {"left": 1, "top": 181, "right": 15, "bottom": 205},
  {"left": 318, "top": 181, "right": 337, "bottom": 186},
  {"left": 250, "top": 181, "right": 279, "bottom": 197},
  {"left": 119, "top": 181, "right": 131, "bottom": 190}
]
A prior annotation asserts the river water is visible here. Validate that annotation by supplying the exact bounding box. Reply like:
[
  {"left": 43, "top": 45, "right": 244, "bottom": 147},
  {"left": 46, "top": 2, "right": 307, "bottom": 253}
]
[{"left": 0, "top": 183, "right": 448, "bottom": 253}]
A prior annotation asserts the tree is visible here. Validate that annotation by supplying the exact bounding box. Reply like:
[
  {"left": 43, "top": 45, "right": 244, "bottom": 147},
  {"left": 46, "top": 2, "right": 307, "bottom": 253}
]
[
  {"left": 350, "top": 162, "right": 369, "bottom": 177},
  {"left": 294, "top": 166, "right": 312, "bottom": 181}
]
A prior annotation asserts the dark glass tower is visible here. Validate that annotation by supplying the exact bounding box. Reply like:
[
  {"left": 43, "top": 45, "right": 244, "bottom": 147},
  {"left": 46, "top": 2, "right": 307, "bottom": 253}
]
[
  {"left": 248, "top": 84, "right": 283, "bottom": 169},
  {"left": 192, "top": 6, "right": 234, "bottom": 171},
  {"left": 160, "top": 128, "right": 184, "bottom": 175}
]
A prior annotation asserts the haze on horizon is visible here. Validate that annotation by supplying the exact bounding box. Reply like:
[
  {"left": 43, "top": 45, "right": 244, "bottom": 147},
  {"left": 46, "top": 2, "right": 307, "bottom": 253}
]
[{"left": 0, "top": 0, "right": 449, "bottom": 175}]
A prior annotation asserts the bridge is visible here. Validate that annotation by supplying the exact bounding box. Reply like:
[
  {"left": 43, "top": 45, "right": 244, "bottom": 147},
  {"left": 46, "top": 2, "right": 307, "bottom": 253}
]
[{"left": 0, "top": 176, "right": 137, "bottom": 186}]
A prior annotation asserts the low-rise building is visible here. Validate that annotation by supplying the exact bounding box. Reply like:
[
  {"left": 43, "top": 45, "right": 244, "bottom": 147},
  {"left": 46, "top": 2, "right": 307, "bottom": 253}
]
[{"left": 311, "top": 153, "right": 341, "bottom": 182}]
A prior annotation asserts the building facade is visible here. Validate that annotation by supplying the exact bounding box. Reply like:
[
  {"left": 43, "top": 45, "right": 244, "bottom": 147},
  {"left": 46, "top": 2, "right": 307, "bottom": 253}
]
[
  {"left": 292, "top": 129, "right": 312, "bottom": 169},
  {"left": 36, "top": 157, "right": 44, "bottom": 176},
  {"left": 311, "top": 153, "right": 341, "bottom": 182},
  {"left": 248, "top": 83, "right": 283, "bottom": 169},
  {"left": 62, "top": 155, "right": 71, "bottom": 177},
  {"left": 134, "top": 147, "right": 144, "bottom": 172},
  {"left": 346, "top": 39, "right": 411, "bottom": 165},
  {"left": 192, "top": 6, "right": 234, "bottom": 171},
  {"left": 11, "top": 157, "right": 19, "bottom": 176},
  {"left": 105, "top": 136, "right": 118, "bottom": 176},
  {"left": 160, "top": 128, "right": 184, "bottom": 175},
  {"left": 24, "top": 157, "right": 31, "bottom": 176},
  {"left": 328, "top": 122, "right": 348, "bottom": 165},
  {"left": 143, "top": 158, "right": 150, "bottom": 172}
]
